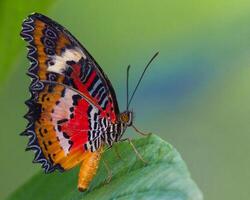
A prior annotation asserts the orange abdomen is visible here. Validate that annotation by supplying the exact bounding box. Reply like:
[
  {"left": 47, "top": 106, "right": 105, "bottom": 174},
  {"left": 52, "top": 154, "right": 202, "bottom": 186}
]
[{"left": 78, "top": 147, "right": 103, "bottom": 191}]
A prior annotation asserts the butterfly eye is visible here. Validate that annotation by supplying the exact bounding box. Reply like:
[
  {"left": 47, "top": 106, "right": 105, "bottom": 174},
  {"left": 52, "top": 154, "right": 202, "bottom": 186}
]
[{"left": 120, "top": 113, "right": 129, "bottom": 123}]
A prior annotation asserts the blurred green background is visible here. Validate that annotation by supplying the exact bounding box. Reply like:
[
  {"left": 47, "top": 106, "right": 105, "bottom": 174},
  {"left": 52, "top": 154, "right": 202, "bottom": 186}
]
[{"left": 1, "top": 0, "right": 250, "bottom": 199}]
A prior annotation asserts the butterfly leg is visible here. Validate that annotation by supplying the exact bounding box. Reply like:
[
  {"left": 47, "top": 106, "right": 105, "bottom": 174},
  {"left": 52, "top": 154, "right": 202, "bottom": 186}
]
[
  {"left": 102, "top": 158, "right": 112, "bottom": 184},
  {"left": 104, "top": 144, "right": 122, "bottom": 160},
  {"left": 104, "top": 143, "right": 124, "bottom": 161},
  {"left": 113, "top": 144, "right": 123, "bottom": 160},
  {"left": 132, "top": 124, "right": 152, "bottom": 136},
  {"left": 121, "top": 138, "right": 148, "bottom": 164}
]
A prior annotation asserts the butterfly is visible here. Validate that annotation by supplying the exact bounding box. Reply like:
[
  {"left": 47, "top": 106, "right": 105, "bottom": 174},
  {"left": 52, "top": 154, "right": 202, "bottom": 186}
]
[{"left": 20, "top": 13, "right": 158, "bottom": 191}]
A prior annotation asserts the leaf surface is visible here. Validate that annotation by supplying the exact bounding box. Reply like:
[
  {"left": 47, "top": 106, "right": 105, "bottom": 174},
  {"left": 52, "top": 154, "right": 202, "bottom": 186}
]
[{"left": 8, "top": 135, "right": 202, "bottom": 200}]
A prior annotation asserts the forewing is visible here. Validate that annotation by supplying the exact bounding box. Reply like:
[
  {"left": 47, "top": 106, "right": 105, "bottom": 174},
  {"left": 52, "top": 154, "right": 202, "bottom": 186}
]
[{"left": 20, "top": 13, "right": 119, "bottom": 122}]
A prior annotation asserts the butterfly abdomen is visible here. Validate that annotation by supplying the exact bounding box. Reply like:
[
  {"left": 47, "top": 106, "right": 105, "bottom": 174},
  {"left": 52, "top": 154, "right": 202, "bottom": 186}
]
[{"left": 78, "top": 147, "right": 103, "bottom": 191}]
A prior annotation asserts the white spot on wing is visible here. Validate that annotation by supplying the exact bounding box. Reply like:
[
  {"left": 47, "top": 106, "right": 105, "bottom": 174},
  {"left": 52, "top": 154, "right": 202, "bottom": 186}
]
[
  {"left": 51, "top": 89, "right": 76, "bottom": 155},
  {"left": 47, "top": 47, "right": 86, "bottom": 74}
]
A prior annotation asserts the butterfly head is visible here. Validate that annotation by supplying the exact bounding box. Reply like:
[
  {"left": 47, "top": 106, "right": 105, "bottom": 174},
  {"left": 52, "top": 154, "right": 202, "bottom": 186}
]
[{"left": 119, "top": 111, "right": 133, "bottom": 126}]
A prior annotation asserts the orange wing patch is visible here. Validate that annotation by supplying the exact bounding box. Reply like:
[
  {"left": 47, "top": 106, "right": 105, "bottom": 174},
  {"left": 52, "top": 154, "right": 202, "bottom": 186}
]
[{"left": 31, "top": 19, "right": 71, "bottom": 81}]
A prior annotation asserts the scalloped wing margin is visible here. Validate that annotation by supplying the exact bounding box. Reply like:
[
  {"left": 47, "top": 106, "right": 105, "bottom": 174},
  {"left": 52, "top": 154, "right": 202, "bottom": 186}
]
[{"left": 20, "top": 14, "right": 64, "bottom": 173}]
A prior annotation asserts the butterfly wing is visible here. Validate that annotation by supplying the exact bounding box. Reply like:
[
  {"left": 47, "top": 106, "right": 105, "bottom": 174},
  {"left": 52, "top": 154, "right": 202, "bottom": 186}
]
[
  {"left": 21, "top": 13, "right": 119, "bottom": 173},
  {"left": 21, "top": 13, "right": 119, "bottom": 120}
]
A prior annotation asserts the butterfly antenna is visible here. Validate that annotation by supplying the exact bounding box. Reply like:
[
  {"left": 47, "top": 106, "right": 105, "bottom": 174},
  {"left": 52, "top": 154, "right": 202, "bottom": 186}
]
[
  {"left": 126, "top": 65, "right": 131, "bottom": 110},
  {"left": 128, "top": 52, "right": 159, "bottom": 107}
]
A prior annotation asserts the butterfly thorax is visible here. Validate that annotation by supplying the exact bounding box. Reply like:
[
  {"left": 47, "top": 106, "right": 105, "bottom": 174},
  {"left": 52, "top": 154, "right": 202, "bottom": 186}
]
[{"left": 102, "top": 111, "right": 133, "bottom": 146}]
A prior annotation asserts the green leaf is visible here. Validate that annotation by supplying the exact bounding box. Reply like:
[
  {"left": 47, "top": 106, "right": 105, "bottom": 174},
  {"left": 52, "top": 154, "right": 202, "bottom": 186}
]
[{"left": 7, "top": 135, "right": 203, "bottom": 200}]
